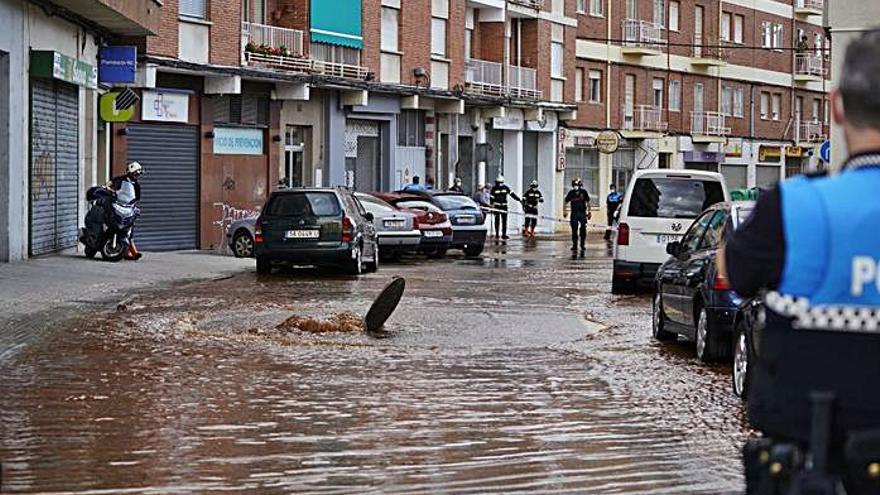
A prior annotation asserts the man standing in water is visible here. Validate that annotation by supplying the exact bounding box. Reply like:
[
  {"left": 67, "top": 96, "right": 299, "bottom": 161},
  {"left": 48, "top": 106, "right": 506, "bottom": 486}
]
[{"left": 565, "top": 178, "right": 591, "bottom": 255}]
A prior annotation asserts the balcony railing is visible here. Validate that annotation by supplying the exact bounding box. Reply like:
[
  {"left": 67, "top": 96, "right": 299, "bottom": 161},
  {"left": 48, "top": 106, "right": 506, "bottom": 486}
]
[
  {"left": 465, "top": 59, "right": 542, "bottom": 99},
  {"left": 246, "top": 52, "right": 369, "bottom": 79},
  {"left": 795, "top": 0, "right": 823, "bottom": 12},
  {"left": 796, "top": 119, "right": 826, "bottom": 143},
  {"left": 622, "top": 105, "right": 668, "bottom": 133},
  {"left": 508, "top": 0, "right": 544, "bottom": 9},
  {"left": 691, "top": 111, "right": 731, "bottom": 137},
  {"left": 242, "top": 21, "right": 304, "bottom": 57},
  {"left": 691, "top": 34, "right": 725, "bottom": 62},
  {"left": 622, "top": 19, "right": 665, "bottom": 51},
  {"left": 795, "top": 53, "right": 827, "bottom": 78}
]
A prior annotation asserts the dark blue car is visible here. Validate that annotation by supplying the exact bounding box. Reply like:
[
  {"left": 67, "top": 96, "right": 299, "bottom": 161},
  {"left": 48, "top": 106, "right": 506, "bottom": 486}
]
[{"left": 651, "top": 201, "right": 755, "bottom": 362}]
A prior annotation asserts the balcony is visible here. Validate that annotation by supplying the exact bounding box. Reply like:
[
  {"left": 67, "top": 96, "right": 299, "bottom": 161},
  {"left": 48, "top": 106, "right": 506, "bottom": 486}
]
[
  {"left": 508, "top": 0, "right": 544, "bottom": 9},
  {"left": 794, "top": 0, "right": 823, "bottom": 17},
  {"left": 621, "top": 20, "right": 665, "bottom": 56},
  {"left": 242, "top": 22, "right": 369, "bottom": 79},
  {"left": 690, "top": 34, "right": 726, "bottom": 67},
  {"left": 794, "top": 53, "right": 827, "bottom": 83},
  {"left": 464, "top": 59, "right": 542, "bottom": 99},
  {"left": 796, "top": 119, "right": 826, "bottom": 144},
  {"left": 621, "top": 105, "right": 667, "bottom": 138},
  {"left": 691, "top": 111, "right": 730, "bottom": 143},
  {"left": 45, "top": 0, "right": 161, "bottom": 35}
]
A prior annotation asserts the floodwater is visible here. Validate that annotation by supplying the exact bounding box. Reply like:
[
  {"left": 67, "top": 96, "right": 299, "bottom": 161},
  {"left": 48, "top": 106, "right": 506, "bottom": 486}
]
[{"left": 0, "top": 235, "right": 749, "bottom": 494}]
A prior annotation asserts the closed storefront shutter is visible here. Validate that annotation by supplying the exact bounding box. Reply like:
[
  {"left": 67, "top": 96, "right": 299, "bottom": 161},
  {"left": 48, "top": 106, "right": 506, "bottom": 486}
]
[
  {"left": 126, "top": 123, "right": 199, "bottom": 251},
  {"left": 29, "top": 79, "right": 79, "bottom": 256}
]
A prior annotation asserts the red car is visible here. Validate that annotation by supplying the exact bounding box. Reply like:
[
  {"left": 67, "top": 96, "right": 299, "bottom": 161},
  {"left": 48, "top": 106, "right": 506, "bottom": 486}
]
[{"left": 372, "top": 192, "right": 453, "bottom": 257}]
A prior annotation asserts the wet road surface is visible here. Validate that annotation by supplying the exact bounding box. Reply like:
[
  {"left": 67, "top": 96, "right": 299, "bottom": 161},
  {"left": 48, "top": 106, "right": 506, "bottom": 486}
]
[{"left": 0, "top": 235, "right": 750, "bottom": 494}]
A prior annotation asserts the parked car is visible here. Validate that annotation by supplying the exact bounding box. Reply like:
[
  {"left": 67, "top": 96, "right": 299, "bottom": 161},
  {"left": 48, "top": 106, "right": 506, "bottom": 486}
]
[
  {"left": 428, "top": 192, "right": 487, "bottom": 257},
  {"left": 227, "top": 216, "right": 258, "bottom": 258},
  {"left": 613, "top": 169, "right": 730, "bottom": 294},
  {"left": 354, "top": 192, "right": 421, "bottom": 259},
  {"left": 652, "top": 201, "right": 755, "bottom": 362},
  {"left": 373, "top": 192, "right": 453, "bottom": 258},
  {"left": 253, "top": 187, "right": 379, "bottom": 275}
]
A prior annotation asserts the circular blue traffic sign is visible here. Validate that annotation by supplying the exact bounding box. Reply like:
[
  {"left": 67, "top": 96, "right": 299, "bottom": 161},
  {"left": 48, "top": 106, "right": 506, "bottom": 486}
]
[{"left": 820, "top": 140, "right": 831, "bottom": 163}]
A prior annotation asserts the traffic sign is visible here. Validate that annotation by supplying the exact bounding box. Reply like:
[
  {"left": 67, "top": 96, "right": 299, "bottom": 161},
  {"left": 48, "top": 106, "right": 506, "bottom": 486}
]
[{"left": 820, "top": 140, "right": 831, "bottom": 163}]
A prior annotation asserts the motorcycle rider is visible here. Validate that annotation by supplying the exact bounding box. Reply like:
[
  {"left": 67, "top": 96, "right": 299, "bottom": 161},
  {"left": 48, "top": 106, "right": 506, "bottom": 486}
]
[
  {"left": 107, "top": 161, "right": 144, "bottom": 260},
  {"left": 565, "top": 178, "right": 591, "bottom": 254},
  {"left": 490, "top": 175, "right": 521, "bottom": 240},
  {"left": 720, "top": 30, "right": 880, "bottom": 493},
  {"left": 521, "top": 180, "right": 544, "bottom": 238}
]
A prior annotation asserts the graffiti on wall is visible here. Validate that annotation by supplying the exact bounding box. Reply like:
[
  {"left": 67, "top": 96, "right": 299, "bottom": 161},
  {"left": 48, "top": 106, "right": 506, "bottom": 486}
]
[
  {"left": 31, "top": 129, "right": 55, "bottom": 202},
  {"left": 213, "top": 202, "right": 260, "bottom": 254}
]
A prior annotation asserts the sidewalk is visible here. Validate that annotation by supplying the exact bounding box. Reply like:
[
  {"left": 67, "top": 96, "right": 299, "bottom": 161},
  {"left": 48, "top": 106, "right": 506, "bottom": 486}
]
[{"left": 0, "top": 251, "right": 253, "bottom": 360}]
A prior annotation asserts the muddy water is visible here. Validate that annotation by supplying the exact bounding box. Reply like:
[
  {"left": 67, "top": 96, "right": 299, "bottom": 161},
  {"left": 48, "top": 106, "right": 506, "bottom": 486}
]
[{"left": 0, "top": 236, "right": 749, "bottom": 494}]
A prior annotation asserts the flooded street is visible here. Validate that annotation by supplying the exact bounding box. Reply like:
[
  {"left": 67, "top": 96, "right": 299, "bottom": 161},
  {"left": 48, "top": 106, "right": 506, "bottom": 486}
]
[{"left": 0, "top": 235, "right": 749, "bottom": 494}]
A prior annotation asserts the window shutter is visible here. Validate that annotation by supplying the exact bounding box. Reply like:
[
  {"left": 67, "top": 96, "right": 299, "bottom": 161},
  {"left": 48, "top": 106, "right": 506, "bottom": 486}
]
[{"left": 179, "top": 0, "right": 206, "bottom": 19}]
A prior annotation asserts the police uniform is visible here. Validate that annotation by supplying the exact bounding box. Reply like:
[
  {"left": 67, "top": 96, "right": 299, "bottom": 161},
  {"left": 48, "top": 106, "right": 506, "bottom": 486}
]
[
  {"left": 490, "top": 182, "right": 520, "bottom": 238},
  {"left": 726, "top": 152, "right": 880, "bottom": 469},
  {"left": 605, "top": 190, "right": 622, "bottom": 240},
  {"left": 565, "top": 187, "right": 591, "bottom": 251}
]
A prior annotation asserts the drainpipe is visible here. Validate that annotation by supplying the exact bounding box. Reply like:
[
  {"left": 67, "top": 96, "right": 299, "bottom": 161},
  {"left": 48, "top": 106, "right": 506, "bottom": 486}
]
[
  {"left": 605, "top": 0, "right": 612, "bottom": 128},
  {"left": 504, "top": 15, "right": 512, "bottom": 92}
]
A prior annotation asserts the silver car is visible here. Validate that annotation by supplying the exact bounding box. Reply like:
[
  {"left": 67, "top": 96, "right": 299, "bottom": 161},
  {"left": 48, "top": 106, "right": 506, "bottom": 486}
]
[
  {"left": 227, "top": 216, "right": 258, "bottom": 258},
  {"left": 354, "top": 192, "right": 421, "bottom": 259}
]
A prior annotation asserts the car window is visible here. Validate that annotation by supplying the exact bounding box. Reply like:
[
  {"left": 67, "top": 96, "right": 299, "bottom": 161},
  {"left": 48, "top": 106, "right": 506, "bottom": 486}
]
[
  {"left": 356, "top": 194, "right": 396, "bottom": 214},
  {"left": 266, "top": 192, "right": 341, "bottom": 217},
  {"left": 396, "top": 200, "right": 442, "bottom": 213},
  {"left": 347, "top": 192, "right": 368, "bottom": 217},
  {"left": 433, "top": 195, "right": 479, "bottom": 211},
  {"left": 680, "top": 210, "right": 715, "bottom": 253},
  {"left": 628, "top": 177, "right": 726, "bottom": 219},
  {"left": 699, "top": 211, "right": 727, "bottom": 250}
]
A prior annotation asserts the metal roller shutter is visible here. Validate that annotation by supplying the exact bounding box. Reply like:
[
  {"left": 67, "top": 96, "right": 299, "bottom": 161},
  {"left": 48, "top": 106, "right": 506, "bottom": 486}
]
[
  {"left": 126, "top": 123, "right": 199, "bottom": 251},
  {"left": 29, "top": 79, "right": 79, "bottom": 256}
]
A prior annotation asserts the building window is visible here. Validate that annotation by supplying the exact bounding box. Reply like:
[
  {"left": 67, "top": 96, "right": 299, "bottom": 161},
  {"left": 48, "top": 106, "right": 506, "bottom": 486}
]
[
  {"left": 760, "top": 92, "right": 770, "bottom": 120},
  {"left": 734, "top": 15, "right": 744, "bottom": 44},
  {"left": 653, "top": 0, "right": 665, "bottom": 27},
  {"left": 824, "top": 99, "right": 830, "bottom": 124},
  {"left": 575, "top": 68, "right": 584, "bottom": 101},
  {"left": 431, "top": 18, "right": 447, "bottom": 57},
  {"left": 565, "top": 149, "right": 600, "bottom": 207},
  {"left": 311, "top": 42, "right": 361, "bottom": 66},
  {"left": 652, "top": 78, "right": 664, "bottom": 109},
  {"left": 212, "top": 95, "right": 270, "bottom": 126},
  {"left": 669, "top": 79, "right": 681, "bottom": 111},
  {"left": 812, "top": 98, "right": 821, "bottom": 123},
  {"left": 589, "top": 70, "right": 602, "bottom": 102},
  {"left": 733, "top": 87, "right": 744, "bottom": 117},
  {"left": 179, "top": 0, "right": 206, "bottom": 19},
  {"left": 773, "top": 23, "right": 784, "bottom": 49},
  {"left": 398, "top": 110, "right": 426, "bottom": 147},
  {"left": 577, "top": 0, "right": 586, "bottom": 13},
  {"left": 720, "top": 13, "right": 731, "bottom": 42},
  {"left": 590, "top": 0, "right": 604, "bottom": 16},
  {"left": 381, "top": 7, "right": 399, "bottom": 52},
  {"left": 721, "top": 85, "right": 733, "bottom": 116},
  {"left": 814, "top": 32, "right": 824, "bottom": 57},
  {"left": 772, "top": 93, "right": 781, "bottom": 121},
  {"left": 551, "top": 42, "right": 564, "bottom": 79},
  {"left": 762, "top": 21, "right": 772, "bottom": 48},
  {"left": 669, "top": 1, "right": 679, "bottom": 31},
  {"left": 552, "top": 0, "right": 564, "bottom": 14},
  {"left": 243, "top": 0, "right": 266, "bottom": 23}
]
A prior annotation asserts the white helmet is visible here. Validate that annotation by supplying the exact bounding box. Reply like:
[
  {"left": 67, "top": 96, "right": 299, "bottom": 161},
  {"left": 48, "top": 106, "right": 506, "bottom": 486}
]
[
  {"left": 127, "top": 161, "right": 143, "bottom": 175},
  {"left": 530, "top": 180, "right": 539, "bottom": 187},
  {"left": 496, "top": 174, "right": 505, "bottom": 183}
]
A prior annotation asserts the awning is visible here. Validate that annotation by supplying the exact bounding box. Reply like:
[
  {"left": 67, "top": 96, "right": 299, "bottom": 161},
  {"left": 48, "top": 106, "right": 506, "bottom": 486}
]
[{"left": 310, "top": 0, "right": 363, "bottom": 49}]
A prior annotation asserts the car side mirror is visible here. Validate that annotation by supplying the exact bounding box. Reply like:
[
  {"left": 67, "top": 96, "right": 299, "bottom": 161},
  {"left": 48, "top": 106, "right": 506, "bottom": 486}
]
[
  {"left": 364, "top": 212, "right": 374, "bottom": 222},
  {"left": 666, "top": 241, "right": 681, "bottom": 257}
]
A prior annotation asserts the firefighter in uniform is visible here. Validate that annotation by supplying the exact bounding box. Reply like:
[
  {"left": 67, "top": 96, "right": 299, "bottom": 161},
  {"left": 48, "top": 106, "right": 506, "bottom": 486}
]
[
  {"left": 720, "top": 31, "right": 880, "bottom": 493},
  {"left": 490, "top": 175, "right": 520, "bottom": 240},
  {"left": 521, "top": 180, "right": 544, "bottom": 238}
]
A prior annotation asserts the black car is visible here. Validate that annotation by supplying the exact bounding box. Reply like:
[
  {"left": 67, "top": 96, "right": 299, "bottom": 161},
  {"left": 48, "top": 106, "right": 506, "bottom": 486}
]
[
  {"left": 253, "top": 187, "right": 379, "bottom": 275},
  {"left": 732, "top": 295, "right": 763, "bottom": 399},
  {"left": 652, "top": 201, "right": 755, "bottom": 362}
]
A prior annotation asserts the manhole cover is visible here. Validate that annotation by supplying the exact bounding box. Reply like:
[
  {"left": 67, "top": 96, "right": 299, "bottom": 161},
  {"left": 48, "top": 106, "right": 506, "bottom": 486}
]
[{"left": 364, "top": 277, "right": 406, "bottom": 332}]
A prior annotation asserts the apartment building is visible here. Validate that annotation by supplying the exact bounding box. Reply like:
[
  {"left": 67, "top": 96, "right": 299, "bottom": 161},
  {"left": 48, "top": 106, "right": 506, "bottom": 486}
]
[{"left": 565, "top": 0, "right": 831, "bottom": 212}]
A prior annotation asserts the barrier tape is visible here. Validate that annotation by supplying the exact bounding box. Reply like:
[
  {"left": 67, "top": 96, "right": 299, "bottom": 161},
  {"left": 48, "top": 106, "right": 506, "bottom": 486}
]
[{"left": 479, "top": 205, "right": 615, "bottom": 230}]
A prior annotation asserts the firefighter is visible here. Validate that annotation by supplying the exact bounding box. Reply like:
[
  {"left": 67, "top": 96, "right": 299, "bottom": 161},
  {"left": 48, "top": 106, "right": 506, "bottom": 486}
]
[
  {"left": 521, "top": 180, "right": 544, "bottom": 238},
  {"left": 490, "top": 175, "right": 520, "bottom": 240}
]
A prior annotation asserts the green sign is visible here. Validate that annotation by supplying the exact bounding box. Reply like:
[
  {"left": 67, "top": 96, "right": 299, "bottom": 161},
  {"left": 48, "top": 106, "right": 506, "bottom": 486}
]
[
  {"left": 30, "top": 50, "right": 98, "bottom": 89},
  {"left": 99, "top": 92, "right": 135, "bottom": 122}
]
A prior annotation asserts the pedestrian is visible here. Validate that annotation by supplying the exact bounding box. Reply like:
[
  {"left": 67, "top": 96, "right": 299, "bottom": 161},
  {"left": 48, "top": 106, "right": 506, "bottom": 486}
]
[
  {"left": 719, "top": 30, "right": 880, "bottom": 488},
  {"left": 425, "top": 176, "right": 435, "bottom": 190},
  {"left": 490, "top": 175, "right": 521, "bottom": 240},
  {"left": 449, "top": 177, "right": 464, "bottom": 193},
  {"left": 476, "top": 183, "right": 491, "bottom": 209},
  {"left": 564, "top": 178, "right": 591, "bottom": 254},
  {"left": 521, "top": 180, "right": 544, "bottom": 238},
  {"left": 106, "top": 161, "right": 144, "bottom": 260},
  {"left": 403, "top": 175, "right": 427, "bottom": 192},
  {"left": 604, "top": 183, "right": 623, "bottom": 241}
]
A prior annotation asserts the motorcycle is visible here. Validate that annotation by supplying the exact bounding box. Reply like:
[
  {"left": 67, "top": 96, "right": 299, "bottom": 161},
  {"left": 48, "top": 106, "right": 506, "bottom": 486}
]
[{"left": 79, "top": 183, "right": 140, "bottom": 262}]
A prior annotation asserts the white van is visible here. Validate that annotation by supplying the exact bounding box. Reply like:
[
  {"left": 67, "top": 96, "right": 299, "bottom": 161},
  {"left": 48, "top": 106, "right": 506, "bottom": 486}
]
[{"left": 612, "top": 169, "right": 730, "bottom": 294}]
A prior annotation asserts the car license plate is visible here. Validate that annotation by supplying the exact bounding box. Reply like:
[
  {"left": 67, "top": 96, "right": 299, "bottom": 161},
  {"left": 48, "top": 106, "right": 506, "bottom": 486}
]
[
  {"left": 457, "top": 215, "right": 475, "bottom": 224},
  {"left": 384, "top": 219, "right": 405, "bottom": 228},
  {"left": 423, "top": 230, "right": 443, "bottom": 238},
  {"left": 656, "top": 234, "right": 681, "bottom": 244},
  {"left": 286, "top": 229, "right": 320, "bottom": 239}
]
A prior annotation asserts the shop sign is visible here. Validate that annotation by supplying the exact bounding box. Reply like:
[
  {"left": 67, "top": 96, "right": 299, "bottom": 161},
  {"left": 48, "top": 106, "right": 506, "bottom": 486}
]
[
  {"left": 574, "top": 136, "right": 596, "bottom": 148},
  {"left": 557, "top": 128, "right": 567, "bottom": 171},
  {"left": 724, "top": 138, "right": 743, "bottom": 157},
  {"left": 683, "top": 151, "right": 724, "bottom": 163},
  {"left": 99, "top": 92, "right": 135, "bottom": 122},
  {"left": 142, "top": 90, "right": 189, "bottom": 123},
  {"left": 214, "top": 127, "right": 264, "bottom": 155},
  {"left": 30, "top": 50, "right": 97, "bottom": 89},
  {"left": 596, "top": 130, "right": 621, "bottom": 154},
  {"left": 525, "top": 112, "right": 558, "bottom": 132},
  {"left": 98, "top": 46, "right": 137, "bottom": 84},
  {"left": 785, "top": 145, "right": 804, "bottom": 158},
  {"left": 492, "top": 114, "right": 525, "bottom": 130},
  {"left": 759, "top": 145, "right": 783, "bottom": 163}
]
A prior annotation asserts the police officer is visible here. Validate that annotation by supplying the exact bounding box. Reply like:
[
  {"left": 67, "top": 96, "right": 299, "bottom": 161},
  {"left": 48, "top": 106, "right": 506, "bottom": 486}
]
[
  {"left": 604, "top": 183, "right": 623, "bottom": 241},
  {"left": 565, "top": 178, "right": 591, "bottom": 253},
  {"left": 490, "top": 175, "right": 520, "bottom": 240},
  {"left": 449, "top": 177, "right": 464, "bottom": 193},
  {"left": 521, "top": 180, "right": 544, "bottom": 238},
  {"left": 721, "top": 31, "right": 880, "bottom": 491}
]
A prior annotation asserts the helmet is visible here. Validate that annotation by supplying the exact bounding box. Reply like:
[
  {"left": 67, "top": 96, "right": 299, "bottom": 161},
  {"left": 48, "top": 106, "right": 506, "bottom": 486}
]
[
  {"left": 530, "top": 180, "right": 539, "bottom": 188},
  {"left": 127, "top": 161, "right": 143, "bottom": 175},
  {"left": 496, "top": 175, "right": 505, "bottom": 183},
  {"left": 571, "top": 178, "right": 583, "bottom": 188}
]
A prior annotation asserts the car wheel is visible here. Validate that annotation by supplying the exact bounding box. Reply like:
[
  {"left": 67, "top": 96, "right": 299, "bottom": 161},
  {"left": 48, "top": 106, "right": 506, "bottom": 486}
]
[
  {"left": 652, "top": 291, "right": 676, "bottom": 342},
  {"left": 463, "top": 244, "right": 484, "bottom": 257},
  {"left": 428, "top": 247, "right": 448, "bottom": 259},
  {"left": 695, "top": 307, "right": 721, "bottom": 362},
  {"left": 732, "top": 324, "right": 751, "bottom": 399},
  {"left": 611, "top": 274, "right": 630, "bottom": 295},
  {"left": 232, "top": 229, "right": 254, "bottom": 258},
  {"left": 365, "top": 244, "right": 379, "bottom": 272},
  {"left": 100, "top": 237, "right": 126, "bottom": 262},
  {"left": 348, "top": 245, "right": 363, "bottom": 275}
]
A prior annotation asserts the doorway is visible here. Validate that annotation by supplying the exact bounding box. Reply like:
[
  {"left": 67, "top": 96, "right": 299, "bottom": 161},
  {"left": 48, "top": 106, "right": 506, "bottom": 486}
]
[
  {"left": 349, "top": 136, "right": 380, "bottom": 191},
  {"left": 458, "top": 136, "right": 474, "bottom": 194}
]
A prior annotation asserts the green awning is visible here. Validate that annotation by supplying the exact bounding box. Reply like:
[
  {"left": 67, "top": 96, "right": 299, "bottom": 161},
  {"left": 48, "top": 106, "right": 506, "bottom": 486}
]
[{"left": 310, "top": 0, "right": 363, "bottom": 49}]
